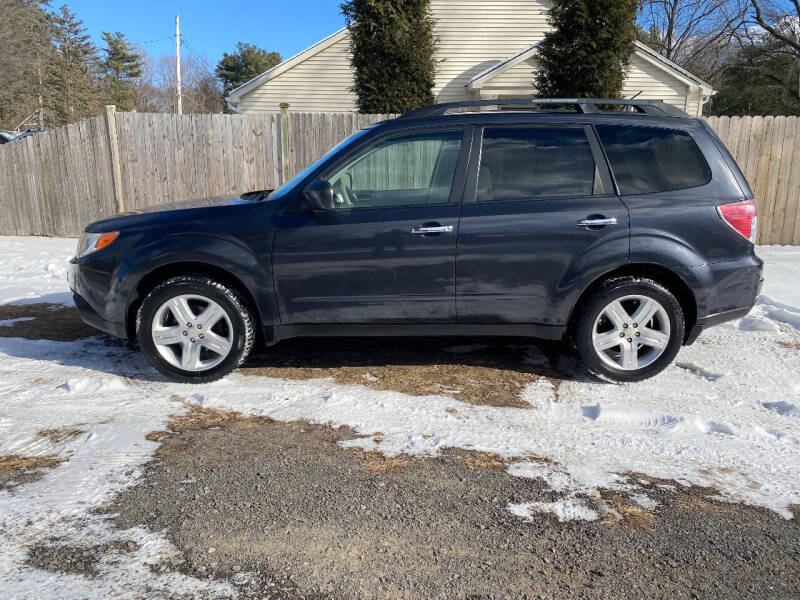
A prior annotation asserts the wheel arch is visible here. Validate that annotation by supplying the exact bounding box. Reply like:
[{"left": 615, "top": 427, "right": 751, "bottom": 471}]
[
  {"left": 567, "top": 263, "right": 698, "bottom": 341},
  {"left": 126, "top": 261, "right": 263, "bottom": 342}
]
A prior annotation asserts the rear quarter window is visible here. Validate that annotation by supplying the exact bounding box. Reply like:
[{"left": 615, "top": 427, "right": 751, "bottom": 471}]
[{"left": 596, "top": 125, "right": 712, "bottom": 195}]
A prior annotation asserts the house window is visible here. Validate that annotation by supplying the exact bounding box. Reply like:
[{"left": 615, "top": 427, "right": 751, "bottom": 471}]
[
  {"left": 596, "top": 125, "right": 712, "bottom": 195},
  {"left": 476, "top": 127, "right": 597, "bottom": 202}
]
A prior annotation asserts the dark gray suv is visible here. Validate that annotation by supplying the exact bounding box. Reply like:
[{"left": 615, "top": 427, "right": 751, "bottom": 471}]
[{"left": 68, "top": 99, "right": 763, "bottom": 384}]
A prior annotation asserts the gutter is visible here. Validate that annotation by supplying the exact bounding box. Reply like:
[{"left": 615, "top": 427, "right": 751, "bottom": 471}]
[{"left": 225, "top": 96, "right": 243, "bottom": 115}]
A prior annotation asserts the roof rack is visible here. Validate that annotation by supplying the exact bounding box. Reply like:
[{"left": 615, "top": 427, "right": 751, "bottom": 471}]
[{"left": 398, "top": 98, "right": 689, "bottom": 120}]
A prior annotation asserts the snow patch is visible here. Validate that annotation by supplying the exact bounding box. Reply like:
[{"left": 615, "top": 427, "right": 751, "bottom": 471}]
[
  {"left": 0, "top": 317, "right": 35, "bottom": 327},
  {"left": 508, "top": 499, "right": 599, "bottom": 522},
  {"left": 0, "top": 236, "right": 76, "bottom": 306},
  {"left": 57, "top": 377, "right": 130, "bottom": 394}
]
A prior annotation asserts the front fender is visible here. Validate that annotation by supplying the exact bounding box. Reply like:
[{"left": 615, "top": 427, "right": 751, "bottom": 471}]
[{"left": 115, "top": 233, "right": 277, "bottom": 332}]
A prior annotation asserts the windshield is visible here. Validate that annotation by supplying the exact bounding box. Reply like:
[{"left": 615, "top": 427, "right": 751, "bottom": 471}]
[{"left": 269, "top": 128, "right": 373, "bottom": 198}]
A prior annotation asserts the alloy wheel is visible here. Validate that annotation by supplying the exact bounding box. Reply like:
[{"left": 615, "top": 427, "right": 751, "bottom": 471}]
[
  {"left": 591, "top": 295, "right": 671, "bottom": 371},
  {"left": 151, "top": 294, "right": 233, "bottom": 372}
]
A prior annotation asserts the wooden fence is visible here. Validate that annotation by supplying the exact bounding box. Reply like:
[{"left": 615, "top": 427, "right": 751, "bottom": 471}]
[
  {"left": 705, "top": 116, "right": 800, "bottom": 246},
  {"left": 0, "top": 109, "right": 392, "bottom": 237},
  {"left": 0, "top": 111, "right": 798, "bottom": 244}
]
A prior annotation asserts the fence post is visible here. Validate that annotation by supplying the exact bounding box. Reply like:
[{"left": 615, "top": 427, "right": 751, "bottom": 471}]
[
  {"left": 104, "top": 105, "right": 125, "bottom": 213},
  {"left": 280, "top": 102, "right": 290, "bottom": 184}
]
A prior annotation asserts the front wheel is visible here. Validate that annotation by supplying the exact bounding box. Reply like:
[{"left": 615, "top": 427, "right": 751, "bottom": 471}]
[
  {"left": 137, "top": 275, "right": 255, "bottom": 383},
  {"left": 574, "top": 277, "right": 685, "bottom": 383}
]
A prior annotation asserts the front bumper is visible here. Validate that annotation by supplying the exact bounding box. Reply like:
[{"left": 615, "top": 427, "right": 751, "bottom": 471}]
[{"left": 68, "top": 260, "right": 128, "bottom": 339}]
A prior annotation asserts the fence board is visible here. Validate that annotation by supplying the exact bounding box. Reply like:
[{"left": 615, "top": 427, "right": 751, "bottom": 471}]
[{"left": 1, "top": 112, "right": 797, "bottom": 243}]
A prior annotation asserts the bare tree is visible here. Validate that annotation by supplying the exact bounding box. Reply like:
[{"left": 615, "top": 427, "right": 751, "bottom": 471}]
[
  {"left": 637, "top": 0, "right": 748, "bottom": 78},
  {"left": 131, "top": 53, "right": 223, "bottom": 115},
  {"left": 745, "top": 0, "right": 800, "bottom": 54},
  {"left": 734, "top": 0, "right": 800, "bottom": 101}
]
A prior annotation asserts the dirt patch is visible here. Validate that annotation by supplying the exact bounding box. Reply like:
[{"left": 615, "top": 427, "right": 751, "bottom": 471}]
[
  {"left": 244, "top": 338, "right": 565, "bottom": 409},
  {"left": 146, "top": 398, "right": 258, "bottom": 442},
  {"left": 451, "top": 449, "right": 506, "bottom": 471},
  {"left": 0, "top": 454, "right": 64, "bottom": 490},
  {"left": 106, "top": 414, "right": 800, "bottom": 600},
  {"left": 37, "top": 427, "right": 86, "bottom": 444},
  {"left": 0, "top": 304, "right": 96, "bottom": 341},
  {"left": 348, "top": 448, "right": 415, "bottom": 475},
  {"left": 26, "top": 540, "right": 138, "bottom": 579},
  {"left": 778, "top": 339, "right": 800, "bottom": 351}
]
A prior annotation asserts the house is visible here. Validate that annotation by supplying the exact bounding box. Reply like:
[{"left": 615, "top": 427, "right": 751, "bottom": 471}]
[{"left": 226, "top": 0, "right": 714, "bottom": 117}]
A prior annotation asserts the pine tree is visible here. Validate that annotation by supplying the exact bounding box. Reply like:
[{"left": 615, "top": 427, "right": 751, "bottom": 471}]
[
  {"left": 341, "top": 0, "right": 437, "bottom": 113},
  {"left": 47, "top": 4, "right": 99, "bottom": 125},
  {"left": 216, "top": 42, "right": 281, "bottom": 96},
  {"left": 0, "top": 0, "right": 53, "bottom": 130},
  {"left": 100, "top": 31, "right": 143, "bottom": 111},
  {"left": 535, "top": 0, "right": 638, "bottom": 99}
]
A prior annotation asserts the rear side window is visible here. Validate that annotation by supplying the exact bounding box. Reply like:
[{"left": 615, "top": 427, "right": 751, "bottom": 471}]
[
  {"left": 596, "top": 125, "right": 711, "bottom": 195},
  {"left": 477, "top": 127, "right": 596, "bottom": 202}
]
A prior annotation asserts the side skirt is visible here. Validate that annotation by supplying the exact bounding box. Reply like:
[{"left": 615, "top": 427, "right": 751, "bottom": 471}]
[{"left": 266, "top": 323, "right": 566, "bottom": 346}]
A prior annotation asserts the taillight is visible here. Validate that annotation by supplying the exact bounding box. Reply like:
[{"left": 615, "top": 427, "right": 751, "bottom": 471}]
[{"left": 717, "top": 200, "right": 758, "bottom": 244}]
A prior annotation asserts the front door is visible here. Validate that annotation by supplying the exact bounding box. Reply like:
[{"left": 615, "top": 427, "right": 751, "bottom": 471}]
[
  {"left": 456, "top": 124, "right": 630, "bottom": 326},
  {"left": 273, "top": 128, "right": 469, "bottom": 324}
]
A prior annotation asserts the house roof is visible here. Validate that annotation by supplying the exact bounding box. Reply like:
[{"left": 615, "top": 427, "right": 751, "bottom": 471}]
[
  {"left": 227, "top": 28, "right": 349, "bottom": 102},
  {"left": 466, "top": 40, "right": 715, "bottom": 94}
]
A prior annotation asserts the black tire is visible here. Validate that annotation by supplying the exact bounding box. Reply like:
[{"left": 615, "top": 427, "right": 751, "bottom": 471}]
[
  {"left": 573, "top": 277, "right": 685, "bottom": 383},
  {"left": 137, "top": 275, "right": 255, "bottom": 383}
]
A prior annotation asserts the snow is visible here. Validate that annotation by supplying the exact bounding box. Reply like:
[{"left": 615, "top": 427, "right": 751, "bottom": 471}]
[
  {"left": 0, "top": 317, "right": 34, "bottom": 327},
  {"left": 508, "top": 499, "right": 599, "bottom": 523},
  {"left": 0, "top": 237, "right": 75, "bottom": 306},
  {"left": 0, "top": 236, "right": 799, "bottom": 597}
]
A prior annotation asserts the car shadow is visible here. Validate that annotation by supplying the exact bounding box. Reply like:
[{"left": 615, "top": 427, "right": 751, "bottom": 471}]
[{"left": 0, "top": 302, "right": 598, "bottom": 401}]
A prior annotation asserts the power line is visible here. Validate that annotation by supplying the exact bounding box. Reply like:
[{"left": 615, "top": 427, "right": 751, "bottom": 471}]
[
  {"left": 136, "top": 34, "right": 173, "bottom": 45},
  {"left": 181, "top": 36, "right": 217, "bottom": 78}
]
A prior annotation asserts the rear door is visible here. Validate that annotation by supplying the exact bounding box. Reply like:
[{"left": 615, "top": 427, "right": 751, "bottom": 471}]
[{"left": 456, "top": 124, "right": 630, "bottom": 326}]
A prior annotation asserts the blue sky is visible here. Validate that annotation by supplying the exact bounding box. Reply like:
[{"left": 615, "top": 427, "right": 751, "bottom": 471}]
[{"left": 65, "top": 0, "right": 345, "bottom": 67}]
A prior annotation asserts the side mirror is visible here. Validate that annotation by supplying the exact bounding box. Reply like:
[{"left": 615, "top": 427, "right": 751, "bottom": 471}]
[{"left": 302, "top": 179, "right": 334, "bottom": 211}]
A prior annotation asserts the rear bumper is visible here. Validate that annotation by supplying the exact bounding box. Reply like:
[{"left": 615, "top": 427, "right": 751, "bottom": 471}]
[
  {"left": 684, "top": 306, "right": 754, "bottom": 345},
  {"left": 683, "top": 257, "right": 764, "bottom": 345}
]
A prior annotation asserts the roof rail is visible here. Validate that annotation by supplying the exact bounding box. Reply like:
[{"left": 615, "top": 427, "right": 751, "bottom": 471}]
[{"left": 398, "top": 98, "right": 689, "bottom": 120}]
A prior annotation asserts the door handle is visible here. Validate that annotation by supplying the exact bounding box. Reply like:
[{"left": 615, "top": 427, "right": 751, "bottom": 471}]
[
  {"left": 576, "top": 217, "right": 618, "bottom": 228},
  {"left": 411, "top": 225, "right": 454, "bottom": 235}
]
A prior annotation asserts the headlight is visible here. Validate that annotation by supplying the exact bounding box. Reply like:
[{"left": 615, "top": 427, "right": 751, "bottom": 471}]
[{"left": 76, "top": 231, "right": 119, "bottom": 258}]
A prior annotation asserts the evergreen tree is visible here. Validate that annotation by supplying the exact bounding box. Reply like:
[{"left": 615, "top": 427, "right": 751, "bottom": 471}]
[
  {"left": 216, "top": 42, "right": 281, "bottom": 96},
  {"left": 100, "top": 31, "right": 143, "bottom": 111},
  {"left": 535, "top": 0, "right": 638, "bottom": 99},
  {"left": 47, "top": 4, "right": 99, "bottom": 125},
  {"left": 341, "top": 0, "right": 437, "bottom": 113},
  {"left": 0, "top": 0, "right": 53, "bottom": 130}
]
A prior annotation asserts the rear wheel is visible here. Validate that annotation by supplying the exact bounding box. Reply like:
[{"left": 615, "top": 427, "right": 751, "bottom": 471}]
[
  {"left": 137, "top": 275, "right": 255, "bottom": 383},
  {"left": 574, "top": 277, "right": 684, "bottom": 383}
]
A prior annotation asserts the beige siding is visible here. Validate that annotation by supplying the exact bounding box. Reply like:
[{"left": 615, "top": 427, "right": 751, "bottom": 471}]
[
  {"left": 430, "top": 0, "right": 551, "bottom": 102},
  {"left": 237, "top": 35, "right": 358, "bottom": 112},
  {"left": 478, "top": 53, "right": 698, "bottom": 116},
  {"left": 622, "top": 54, "right": 693, "bottom": 115},
  {"left": 237, "top": 0, "right": 705, "bottom": 117}
]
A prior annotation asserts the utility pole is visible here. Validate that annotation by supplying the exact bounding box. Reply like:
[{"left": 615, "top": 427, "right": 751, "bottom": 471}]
[{"left": 175, "top": 14, "right": 183, "bottom": 115}]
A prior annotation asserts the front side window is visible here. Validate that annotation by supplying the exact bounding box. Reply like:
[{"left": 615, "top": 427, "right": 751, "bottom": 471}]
[
  {"left": 325, "top": 129, "right": 464, "bottom": 209},
  {"left": 476, "top": 127, "right": 597, "bottom": 202},
  {"left": 596, "top": 125, "right": 712, "bottom": 195}
]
